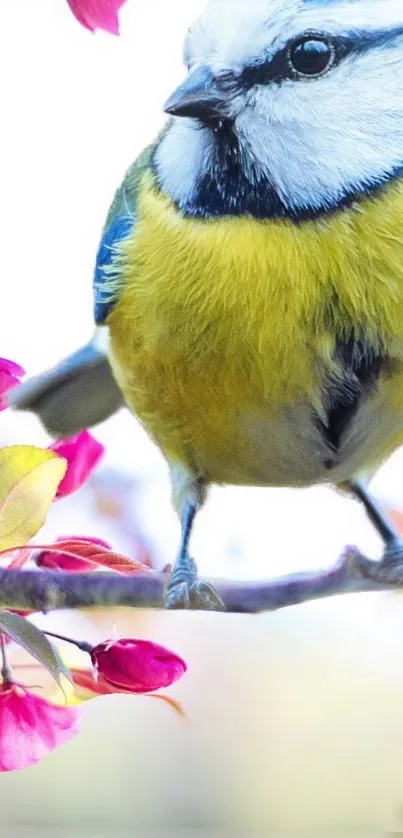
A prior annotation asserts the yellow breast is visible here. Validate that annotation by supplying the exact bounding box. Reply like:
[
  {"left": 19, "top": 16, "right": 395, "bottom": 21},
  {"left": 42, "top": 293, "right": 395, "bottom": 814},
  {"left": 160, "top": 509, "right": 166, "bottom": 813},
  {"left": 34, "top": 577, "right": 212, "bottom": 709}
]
[{"left": 108, "top": 172, "right": 403, "bottom": 485}]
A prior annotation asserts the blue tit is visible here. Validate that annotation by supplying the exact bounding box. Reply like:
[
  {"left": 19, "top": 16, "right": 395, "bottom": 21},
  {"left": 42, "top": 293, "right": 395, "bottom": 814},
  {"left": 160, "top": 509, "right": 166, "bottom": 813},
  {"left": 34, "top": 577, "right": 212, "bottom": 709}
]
[{"left": 12, "top": 0, "right": 403, "bottom": 607}]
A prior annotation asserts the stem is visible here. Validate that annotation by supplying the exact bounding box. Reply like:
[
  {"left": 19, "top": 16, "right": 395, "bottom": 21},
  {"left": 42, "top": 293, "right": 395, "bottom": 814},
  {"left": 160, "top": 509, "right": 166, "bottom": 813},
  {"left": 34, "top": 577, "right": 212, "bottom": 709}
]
[
  {"left": 0, "top": 633, "right": 12, "bottom": 683},
  {"left": 44, "top": 630, "right": 93, "bottom": 655},
  {"left": 0, "top": 550, "right": 394, "bottom": 614}
]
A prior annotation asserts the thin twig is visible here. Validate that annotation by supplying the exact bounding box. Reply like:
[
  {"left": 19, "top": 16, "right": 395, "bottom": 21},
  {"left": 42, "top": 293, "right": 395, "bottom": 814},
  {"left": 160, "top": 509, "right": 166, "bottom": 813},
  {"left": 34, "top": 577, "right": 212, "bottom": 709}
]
[
  {"left": 0, "top": 548, "right": 392, "bottom": 614},
  {"left": 0, "top": 631, "right": 12, "bottom": 682}
]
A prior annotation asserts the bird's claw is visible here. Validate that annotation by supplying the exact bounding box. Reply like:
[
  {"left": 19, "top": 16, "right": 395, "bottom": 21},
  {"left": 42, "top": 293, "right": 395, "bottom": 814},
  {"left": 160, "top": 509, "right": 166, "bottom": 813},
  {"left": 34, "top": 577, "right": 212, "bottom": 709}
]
[
  {"left": 190, "top": 580, "right": 225, "bottom": 611},
  {"left": 358, "top": 539, "right": 403, "bottom": 585},
  {"left": 164, "top": 558, "right": 225, "bottom": 610},
  {"left": 164, "top": 580, "right": 225, "bottom": 610},
  {"left": 164, "top": 580, "right": 192, "bottom": 609}
]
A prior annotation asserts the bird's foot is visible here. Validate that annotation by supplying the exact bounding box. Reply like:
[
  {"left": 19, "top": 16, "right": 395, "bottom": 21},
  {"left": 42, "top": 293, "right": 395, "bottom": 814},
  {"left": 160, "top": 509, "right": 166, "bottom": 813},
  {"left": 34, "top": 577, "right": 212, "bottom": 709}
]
[
  {"left": 164, "top": 557, "right": 225, "bottom": 611},
  {"left": 358, "top": 539, "right": 403, "bottom": 585}
]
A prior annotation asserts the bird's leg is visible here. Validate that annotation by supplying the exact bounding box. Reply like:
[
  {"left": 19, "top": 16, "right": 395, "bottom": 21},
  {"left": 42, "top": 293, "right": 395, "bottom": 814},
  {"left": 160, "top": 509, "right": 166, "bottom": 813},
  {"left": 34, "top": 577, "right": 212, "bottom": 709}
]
[
  {"left": 351, "top": 479, "right": 403, "bottom": 583},
  {"left": 164, "top": 502, "right": 225, "bottom": 610}
]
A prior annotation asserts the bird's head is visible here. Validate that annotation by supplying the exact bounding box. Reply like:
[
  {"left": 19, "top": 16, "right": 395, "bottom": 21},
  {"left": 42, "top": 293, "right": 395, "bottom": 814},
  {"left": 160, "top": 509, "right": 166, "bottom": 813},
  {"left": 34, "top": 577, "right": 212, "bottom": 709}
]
[{"left": 155, "top": 0, "right": 403, "bottom": 221}]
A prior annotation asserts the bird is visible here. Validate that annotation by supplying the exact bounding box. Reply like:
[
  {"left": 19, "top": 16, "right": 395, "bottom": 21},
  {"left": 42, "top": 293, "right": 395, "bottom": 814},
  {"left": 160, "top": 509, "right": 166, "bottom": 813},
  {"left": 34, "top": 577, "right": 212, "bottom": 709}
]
[{"left": 11, "top": 0, "right": 403, "bottom": 608}]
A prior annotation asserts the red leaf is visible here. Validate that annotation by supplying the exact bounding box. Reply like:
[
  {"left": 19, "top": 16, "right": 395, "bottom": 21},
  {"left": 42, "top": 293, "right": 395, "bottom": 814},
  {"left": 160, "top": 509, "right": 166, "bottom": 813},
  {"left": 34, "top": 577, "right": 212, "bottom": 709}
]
[
  {"left": 36, "top": 536, "right": 111, "bottom": 572},
  {"left": 70, "top": 669, "right": 186, "bottom": 718},
  {"left": 70, "top": 668, "right": 122, "bottom": 695},
  {"left": 34, "top": 539, "right": 150, "bottom": 574},
  {"left": 145, "top": 693, "right": 187, "bottom": 720}
]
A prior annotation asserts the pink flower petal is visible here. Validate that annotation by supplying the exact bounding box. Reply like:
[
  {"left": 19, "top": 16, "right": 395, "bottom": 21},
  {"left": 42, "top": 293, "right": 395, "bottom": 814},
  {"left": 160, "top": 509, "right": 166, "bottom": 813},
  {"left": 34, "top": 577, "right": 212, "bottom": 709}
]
[
  {"left": 0, "top": 684, "right": 79, "bottom": 772},
  {"left": 0, "top": 359, "right": 25, "bottom": 378},
  {"left": 0, "top": 359, "right": 25, "bottom": 411},
  {"left": 66, "top": 0, "right": 126, "bottom": 34},
  {"left": 66, "top": 1, "right": 93, "bottom": 29},
  {"left": 91, "top": 638, "right": 187, "bottom": 694},
  {"left": 50, "top": 431, "right": 105, "bottom": 499},
  {"left": 0, "top": 374, "right": 20, "bottom": 411}
]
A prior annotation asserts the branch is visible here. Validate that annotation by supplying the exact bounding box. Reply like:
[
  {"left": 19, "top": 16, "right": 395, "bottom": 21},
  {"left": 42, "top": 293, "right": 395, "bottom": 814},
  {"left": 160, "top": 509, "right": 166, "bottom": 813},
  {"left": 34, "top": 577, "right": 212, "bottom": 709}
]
[{"left": 0, "top": 548, "right": 393, "bottom": 614}]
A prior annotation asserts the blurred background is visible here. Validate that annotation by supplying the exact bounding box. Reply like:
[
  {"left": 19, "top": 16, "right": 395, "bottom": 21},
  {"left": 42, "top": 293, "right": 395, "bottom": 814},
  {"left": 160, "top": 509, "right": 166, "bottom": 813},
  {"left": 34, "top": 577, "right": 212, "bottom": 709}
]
[{"left": 2, "top": 0, "right": 403, "bottom": 833}]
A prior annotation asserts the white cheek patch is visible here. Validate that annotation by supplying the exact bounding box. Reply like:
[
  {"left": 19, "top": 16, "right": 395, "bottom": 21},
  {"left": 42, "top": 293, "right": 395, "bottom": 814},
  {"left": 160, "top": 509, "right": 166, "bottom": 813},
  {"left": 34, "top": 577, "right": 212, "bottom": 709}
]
[
  {"left": 155, "top": 120, "right": 211, "bottom": 208},
  {"left": 235, "top": 44, "right": 403, "bottom": 211}
]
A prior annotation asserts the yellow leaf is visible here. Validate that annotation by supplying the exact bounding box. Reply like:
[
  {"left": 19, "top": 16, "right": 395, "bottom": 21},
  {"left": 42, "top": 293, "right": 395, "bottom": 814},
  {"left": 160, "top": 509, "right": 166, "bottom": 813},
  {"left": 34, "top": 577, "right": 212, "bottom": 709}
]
[
  {"left": 50, "top": 676, "right": 83, "bottom": 707},
  {"left": 43, "top": 646, "right": 89, "bottom": 706},
  {"left": 0, "top": 446, "right": 66, "bottom": 550}
]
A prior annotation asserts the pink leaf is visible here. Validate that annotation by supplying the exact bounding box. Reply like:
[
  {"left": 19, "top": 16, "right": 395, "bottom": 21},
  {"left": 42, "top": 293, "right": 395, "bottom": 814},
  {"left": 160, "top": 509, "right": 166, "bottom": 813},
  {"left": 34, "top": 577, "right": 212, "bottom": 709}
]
[
  {"left": 66, "top": 0, "right": 126, "bottom": 34},
  {"left": 50, "top": 431, "right": 104, "bottom": 498},
  {"left": 0, "top": 683, "right": 79, "bottom": 772}
]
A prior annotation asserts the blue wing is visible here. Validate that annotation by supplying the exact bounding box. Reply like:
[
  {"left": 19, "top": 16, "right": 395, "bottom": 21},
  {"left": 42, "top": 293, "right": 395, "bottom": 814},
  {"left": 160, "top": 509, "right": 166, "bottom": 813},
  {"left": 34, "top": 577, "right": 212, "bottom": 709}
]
[
  {"left": 93, "top": 214, "right": 133, "bottom": 324},
  {"left": 93, "top": 144, "right": 155, "bottom": 325}
]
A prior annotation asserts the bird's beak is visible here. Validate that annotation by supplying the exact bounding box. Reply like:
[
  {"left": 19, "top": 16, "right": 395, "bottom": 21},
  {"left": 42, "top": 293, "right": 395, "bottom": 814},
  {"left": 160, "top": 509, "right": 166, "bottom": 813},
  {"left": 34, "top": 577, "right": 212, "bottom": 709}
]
[{"left": 164, "top": 65, "right": 225, "bottom": 121}]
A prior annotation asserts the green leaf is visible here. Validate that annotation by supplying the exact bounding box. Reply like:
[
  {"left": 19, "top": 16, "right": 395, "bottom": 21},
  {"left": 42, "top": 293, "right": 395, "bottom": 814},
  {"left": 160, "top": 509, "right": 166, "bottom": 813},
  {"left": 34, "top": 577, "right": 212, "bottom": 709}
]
[
  {"left": 0, "top": 611, "right": 65, "bottom": 687},
  {"left": 51, "top": 644, "right": 74, "bottom": 685}
]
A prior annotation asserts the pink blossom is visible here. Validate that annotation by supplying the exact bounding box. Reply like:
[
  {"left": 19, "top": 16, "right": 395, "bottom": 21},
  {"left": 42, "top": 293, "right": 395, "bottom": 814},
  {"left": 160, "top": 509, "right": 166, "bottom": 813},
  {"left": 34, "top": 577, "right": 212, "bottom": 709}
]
[
  {"left": 50, "top": 430, "right": 104, "bottom": 499},
  {"left": 36, "top": 535, "right": 111, "bottom": 572},
  {"left": 0, "top": 358, "right": 25, "bottom": 411},
  {"left": 91, "top": 638, "right": 187, "bottom": 693},
  {"left": 66, "top": 0, "right": 126, "bottom": 34},
  {"left": 0, "top": 683, "right": 79, "bottom": 772}
]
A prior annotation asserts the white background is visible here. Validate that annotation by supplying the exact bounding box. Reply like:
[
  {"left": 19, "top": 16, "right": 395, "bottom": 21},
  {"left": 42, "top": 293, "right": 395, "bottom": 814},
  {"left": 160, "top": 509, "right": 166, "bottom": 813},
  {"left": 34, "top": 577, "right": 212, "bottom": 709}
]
[{"left": 1, "top": 2, "right": 403, "bottom": 830}]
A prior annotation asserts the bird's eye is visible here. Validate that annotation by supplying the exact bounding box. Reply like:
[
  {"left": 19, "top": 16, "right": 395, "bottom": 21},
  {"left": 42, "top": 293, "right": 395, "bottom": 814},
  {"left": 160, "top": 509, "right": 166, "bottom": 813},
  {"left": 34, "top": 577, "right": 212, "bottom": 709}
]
[{"left": 289, "top": 36, "right": 334, "bottom": 77}]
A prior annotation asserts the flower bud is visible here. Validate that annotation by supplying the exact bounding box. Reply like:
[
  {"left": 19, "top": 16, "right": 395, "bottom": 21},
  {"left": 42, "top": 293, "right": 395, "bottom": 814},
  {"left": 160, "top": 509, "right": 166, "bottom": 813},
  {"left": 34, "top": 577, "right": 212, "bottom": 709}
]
[{"left": 91, "top": 638, "right": 187, "bottom": 693}]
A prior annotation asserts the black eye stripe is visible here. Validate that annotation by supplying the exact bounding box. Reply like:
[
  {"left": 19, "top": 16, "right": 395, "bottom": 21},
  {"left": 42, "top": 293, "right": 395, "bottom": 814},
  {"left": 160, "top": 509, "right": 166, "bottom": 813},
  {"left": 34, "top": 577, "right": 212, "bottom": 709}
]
[
  {"left": 229, "top": 24, "right": 403, "bottom": 91},
  {"left": 235, "top": 32, "right": 342, "bottom": 89}
]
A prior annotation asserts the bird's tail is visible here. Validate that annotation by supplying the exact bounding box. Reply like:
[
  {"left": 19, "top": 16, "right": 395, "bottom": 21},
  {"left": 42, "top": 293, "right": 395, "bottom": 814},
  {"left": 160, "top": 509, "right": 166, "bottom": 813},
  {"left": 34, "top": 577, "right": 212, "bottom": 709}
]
[{"left": 9, "top": 330, "right": 124, "bottom": 437}]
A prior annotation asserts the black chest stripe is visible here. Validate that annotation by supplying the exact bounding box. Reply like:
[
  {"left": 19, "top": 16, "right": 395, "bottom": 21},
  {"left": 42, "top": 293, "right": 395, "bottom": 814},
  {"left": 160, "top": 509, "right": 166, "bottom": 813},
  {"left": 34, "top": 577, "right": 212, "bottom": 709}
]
[{"left": 316, "top": 336, "right": 384, "bottom": 464}]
